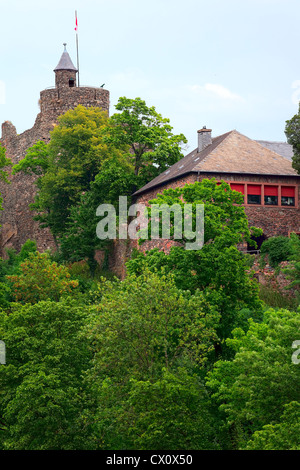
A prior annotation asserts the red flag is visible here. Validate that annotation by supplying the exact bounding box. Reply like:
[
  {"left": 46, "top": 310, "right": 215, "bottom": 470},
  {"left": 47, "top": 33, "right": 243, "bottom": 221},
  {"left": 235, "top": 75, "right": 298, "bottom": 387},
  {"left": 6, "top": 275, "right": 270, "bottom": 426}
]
[{"left": 75, "top": 12, "right": 78, "bottom": 31}]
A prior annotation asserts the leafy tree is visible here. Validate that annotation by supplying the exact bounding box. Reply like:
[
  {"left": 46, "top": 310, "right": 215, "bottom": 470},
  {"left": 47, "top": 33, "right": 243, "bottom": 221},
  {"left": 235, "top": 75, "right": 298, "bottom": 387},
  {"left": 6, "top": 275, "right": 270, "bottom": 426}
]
[
  {"left": 127, "top": 179, "right": 263, "bottom": 343},
  {"left": 0, "top": 239, "right": 37, "bottom": 280},
  {"left": 0, "top": 143, "right": 11, "bottom": 183},
  {"left": 88, "top": 269, "right": 219, "bottom": 375},
  {"left": 116, "top": 369, "right": 220, "bottom": 450},
  {"left": 0, "top": 299, "right": 94, "bottom": 449},
  {"left": 282, "top": 233, "right": 300, "bottom": 294},
  {"left": 0, "top": 240, "right": 38, "bottom": 308},
  {"left": 12, "top": 105, "right": 124, "bottom": 239},
  {"left": 206, "top": 307, "right": 300, "bottom": 449},
  {"left": 260, "top": 235, "right": 293, "bottom": 268},
  {"left": 246, "top": 401, "right": 300, "bottom": 450},
  {"left": 106, "top": 96, "right": 187, "bottom": 187},
  {"left": 0, "top": 282, "right": 11, "bottom": 310},
  {"left": 12, "top": 99, "right": 186, "bottom": 244},
  {"left": 288, "top": 232, "right": 300, "bottom": 262},
  {"left": 58, "top": 155, "right": 136, "bottom": 275},
  {"left": 83, "top": 269, "right": 221, "bottom": 449},
  {"left": 12, "top": 140, "right": 49, "bottom": 177},
  {"left": 6, "top": 251, "right": 79, "bottom": 304},
  {"left": 285, "top": 107, "right": 300, "bottom": 173}
]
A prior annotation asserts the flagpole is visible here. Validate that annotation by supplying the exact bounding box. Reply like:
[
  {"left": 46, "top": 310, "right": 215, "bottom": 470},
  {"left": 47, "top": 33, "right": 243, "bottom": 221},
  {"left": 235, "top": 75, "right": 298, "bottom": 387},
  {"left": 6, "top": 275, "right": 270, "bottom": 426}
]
[{"left": 75, "top": 10, "right": 80, "bottom": 87}]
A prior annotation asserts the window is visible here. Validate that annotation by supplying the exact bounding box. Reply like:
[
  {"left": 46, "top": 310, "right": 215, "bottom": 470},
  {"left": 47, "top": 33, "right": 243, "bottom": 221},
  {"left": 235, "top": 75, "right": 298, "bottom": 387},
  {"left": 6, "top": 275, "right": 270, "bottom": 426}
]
[
  {"left": 264, "top": 185, "right": 278, "bottom": 205},
  {"left": 281, "top": 186, "right": 295, "bottom": 206},
  {"left": 230, "top": 183, "right": 245, "bottom": 194},
  {"left": 247, "top": 185, "right": 261, "bottom": 205},
  {"left": 69, "top": 78, "right": 75, "bottom": 87}
]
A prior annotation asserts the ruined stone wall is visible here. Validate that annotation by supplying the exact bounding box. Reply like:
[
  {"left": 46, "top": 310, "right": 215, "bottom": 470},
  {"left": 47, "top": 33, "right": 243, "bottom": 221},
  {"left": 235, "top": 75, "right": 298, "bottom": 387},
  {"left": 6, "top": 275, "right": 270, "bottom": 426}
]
[{"left": 0, "top": 85, "right": 109, "bottom": 256}]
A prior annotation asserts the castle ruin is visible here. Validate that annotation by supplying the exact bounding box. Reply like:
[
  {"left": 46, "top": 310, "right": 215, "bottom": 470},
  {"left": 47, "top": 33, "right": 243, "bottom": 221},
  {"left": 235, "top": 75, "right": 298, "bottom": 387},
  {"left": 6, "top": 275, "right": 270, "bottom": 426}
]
[{"left": 0, "top": 45, "right": 109, "bottom": 256}]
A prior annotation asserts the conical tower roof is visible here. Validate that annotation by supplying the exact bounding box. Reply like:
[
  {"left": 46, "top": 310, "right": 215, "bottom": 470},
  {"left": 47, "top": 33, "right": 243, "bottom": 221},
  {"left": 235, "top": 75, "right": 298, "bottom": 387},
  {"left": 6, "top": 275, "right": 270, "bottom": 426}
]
[{"left": 54, "top": 43, "right": 78, "bottom": 72}]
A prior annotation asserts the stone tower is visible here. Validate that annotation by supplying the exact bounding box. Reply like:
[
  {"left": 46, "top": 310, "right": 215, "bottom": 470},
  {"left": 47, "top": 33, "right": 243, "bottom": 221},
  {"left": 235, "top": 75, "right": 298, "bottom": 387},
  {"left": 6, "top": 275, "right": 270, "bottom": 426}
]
[
  {"left": 0, "top": 45, "right": 110, "bottom": 255},
  {"left": 54, "top": 43, "right": 78, "bottom": 89}
]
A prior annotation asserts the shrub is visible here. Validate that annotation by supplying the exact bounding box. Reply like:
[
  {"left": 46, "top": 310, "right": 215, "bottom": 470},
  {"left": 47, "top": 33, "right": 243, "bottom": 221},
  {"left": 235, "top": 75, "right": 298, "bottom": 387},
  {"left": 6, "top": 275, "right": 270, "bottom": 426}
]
[
  {"left": 7, "top": 252, "right": 79, "bottom": 304},
  {"left": 260, "top": 236, "right": 293, "bottom": 267}
]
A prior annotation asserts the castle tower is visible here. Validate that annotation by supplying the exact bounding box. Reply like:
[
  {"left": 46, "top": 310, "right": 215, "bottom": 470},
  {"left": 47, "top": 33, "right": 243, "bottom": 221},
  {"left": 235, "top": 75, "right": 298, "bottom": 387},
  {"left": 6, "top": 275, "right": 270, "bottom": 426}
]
[
  {"left": 54, "top": 43, "right": 78, "bottom": 89},
  {"left": 0, "top": 46, "right": 110, "bottom": 256}
]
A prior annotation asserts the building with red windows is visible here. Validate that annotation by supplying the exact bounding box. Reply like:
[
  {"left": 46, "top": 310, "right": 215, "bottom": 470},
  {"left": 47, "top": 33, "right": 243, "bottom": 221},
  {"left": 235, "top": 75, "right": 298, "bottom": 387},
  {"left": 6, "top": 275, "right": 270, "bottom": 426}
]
[{"left": 133, "top": 127, "right": 300, "bottom": 249}]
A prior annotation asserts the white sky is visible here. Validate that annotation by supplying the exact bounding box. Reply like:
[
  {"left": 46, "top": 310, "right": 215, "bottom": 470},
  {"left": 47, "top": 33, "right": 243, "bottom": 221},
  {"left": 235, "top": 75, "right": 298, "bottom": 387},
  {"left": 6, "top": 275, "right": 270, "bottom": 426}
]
[{"left": 1, "top": 0, "right": 300, "bottom": 151}]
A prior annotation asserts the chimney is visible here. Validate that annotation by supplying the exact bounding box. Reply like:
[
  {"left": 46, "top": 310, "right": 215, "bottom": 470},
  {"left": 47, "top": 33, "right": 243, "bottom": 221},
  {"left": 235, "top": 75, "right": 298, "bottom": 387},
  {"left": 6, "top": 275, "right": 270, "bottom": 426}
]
[{"left": 197, "top": 126, "right": 212, "bottom": 152}]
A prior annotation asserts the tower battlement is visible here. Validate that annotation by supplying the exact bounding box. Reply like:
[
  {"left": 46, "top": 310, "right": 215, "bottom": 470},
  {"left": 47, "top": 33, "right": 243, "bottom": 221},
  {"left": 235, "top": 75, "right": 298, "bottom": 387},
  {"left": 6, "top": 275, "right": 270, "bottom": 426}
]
[{"left": 39, "top": 86, "right": 109, "bottom": 117}]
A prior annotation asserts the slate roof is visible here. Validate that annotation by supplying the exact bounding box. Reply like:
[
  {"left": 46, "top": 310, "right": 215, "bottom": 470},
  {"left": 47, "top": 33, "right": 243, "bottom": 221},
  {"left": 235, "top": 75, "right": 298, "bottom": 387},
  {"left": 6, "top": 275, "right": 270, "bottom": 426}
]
[
  {"left": 54, "top": 47, "right": 78, "bottom": 72},
  {"left": 256, "top": 140, "right": 293, "bottom": 161},
  {"left": 133, "top": 130, "right": 298, "bottom": 197}
]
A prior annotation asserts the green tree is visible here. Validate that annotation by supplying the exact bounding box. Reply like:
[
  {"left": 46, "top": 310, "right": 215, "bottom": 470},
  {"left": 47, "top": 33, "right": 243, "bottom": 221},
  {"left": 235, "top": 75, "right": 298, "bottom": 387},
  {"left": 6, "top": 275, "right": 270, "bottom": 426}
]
[
  {"left": 0, "top": 240, "right": 38, "bottom": 309},
  {"left": 12, "top": 140, "right": 49, "bottom": 177},
  {"left": 206, "top": 307, "right": 300, "bottom": 449},
  {"left": 0, "top": 239, "right": 37, "bottom": 280},
  {"left": 283, "top": 261, "right": 300, "bottom": 292},
  {"left": 260, "top": 235, "right": 293, "bottom": 268},
  {"left": 58, "top": 155, "right": 136, "bottom": 275},
  {"left": 116, "top": 369, "right": 220, "bottom": 450},
  {"left": 245, "top": 401, "right": 300, "bottom": 450},
  {"left": 12, "top": 105, "right": 123, "bottom": 240},
  {"left": 285, "top": 107, "right": 300, "bottom": 173},
  {"left": 13, "top": 99, "right": 186, "bottom": 243},
  {"left": 127, "top": 179, "right": 263, "bottom": 343},
  {"left": 83, "top": 269, "right": 220, "bottom": 449},
  {"left": 107, "top": 96, "right": 187, "bottom": 188},
  {"left": 0, "top": 299, "right": 94, "bottom": 450}
]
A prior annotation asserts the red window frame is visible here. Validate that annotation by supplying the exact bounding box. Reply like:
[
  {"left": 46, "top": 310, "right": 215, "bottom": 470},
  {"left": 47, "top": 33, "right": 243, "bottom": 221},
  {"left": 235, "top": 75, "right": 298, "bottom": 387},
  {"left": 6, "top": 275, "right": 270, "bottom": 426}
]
[{"left": 216, "top": 181, "right": 298, "bottom": 208}]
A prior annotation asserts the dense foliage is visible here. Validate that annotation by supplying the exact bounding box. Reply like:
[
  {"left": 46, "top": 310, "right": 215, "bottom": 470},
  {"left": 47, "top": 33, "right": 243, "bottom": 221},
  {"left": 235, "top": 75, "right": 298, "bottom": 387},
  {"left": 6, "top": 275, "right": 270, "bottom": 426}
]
[
  {"left": 207, "top": 308, "right": 300, "bottom": 450},
  {"left": 127, "top": 179, "right": 264, "bottom": 344},
  {"left": 12, "top": 99, "right": 187, "bottom": 273},
  {"left": 260, "top": 235, "right": 295, "bottom": 267},
  {"left": 0, "top": 101, "right": 299, "bottom": 450},
  {"left": 0, "top": 299, "right": 93, "bottom": 449}
]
